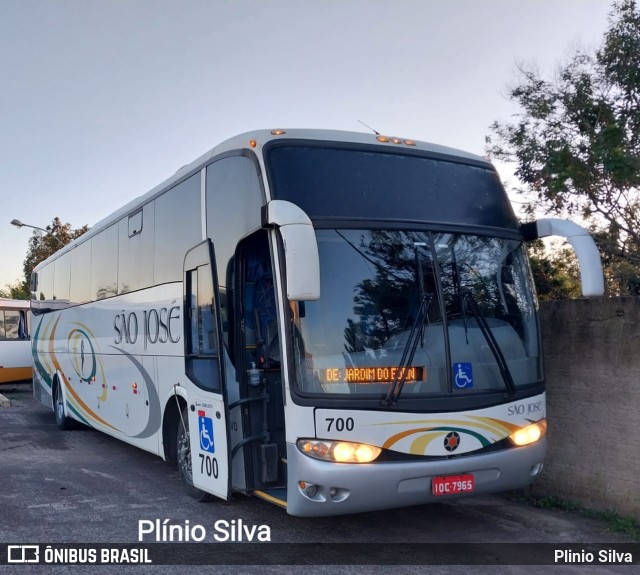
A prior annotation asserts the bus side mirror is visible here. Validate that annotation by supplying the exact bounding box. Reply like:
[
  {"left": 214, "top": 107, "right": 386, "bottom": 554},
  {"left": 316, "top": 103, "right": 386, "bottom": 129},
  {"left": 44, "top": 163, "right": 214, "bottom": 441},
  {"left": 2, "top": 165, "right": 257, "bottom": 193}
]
[
  {"left": 521, "top": 218, "right": 605, "bottom": 297},
  {"left": 263, "top": 200, "right": 320, "bottom": 301}
]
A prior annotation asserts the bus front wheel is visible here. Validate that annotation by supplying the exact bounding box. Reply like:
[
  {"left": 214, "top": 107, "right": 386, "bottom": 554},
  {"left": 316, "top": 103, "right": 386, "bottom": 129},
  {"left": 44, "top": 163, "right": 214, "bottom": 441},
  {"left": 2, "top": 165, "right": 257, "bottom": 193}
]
[{"left": 176, "top": 406, "right": 213, "bottom": 502}]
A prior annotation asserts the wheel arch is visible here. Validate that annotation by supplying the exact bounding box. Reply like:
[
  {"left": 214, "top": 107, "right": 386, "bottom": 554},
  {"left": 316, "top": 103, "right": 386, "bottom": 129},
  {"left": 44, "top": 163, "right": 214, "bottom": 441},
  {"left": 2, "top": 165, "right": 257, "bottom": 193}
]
[
  {"left": 162, "top": 387, "right": 188, "bottom": 466},
  {"left": 50, "top": 371, "right": 65, "bottom": 411}
]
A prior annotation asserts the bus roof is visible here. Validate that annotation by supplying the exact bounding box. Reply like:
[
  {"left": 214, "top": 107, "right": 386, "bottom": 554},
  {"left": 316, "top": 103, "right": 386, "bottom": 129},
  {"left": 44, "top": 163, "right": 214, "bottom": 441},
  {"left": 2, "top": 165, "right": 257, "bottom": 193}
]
[
  {"left": 0, "top": 299, "right": 30, "bottom": 310},
  {"left": 34, "top": 129, "right": 491, "bottom": 270}
]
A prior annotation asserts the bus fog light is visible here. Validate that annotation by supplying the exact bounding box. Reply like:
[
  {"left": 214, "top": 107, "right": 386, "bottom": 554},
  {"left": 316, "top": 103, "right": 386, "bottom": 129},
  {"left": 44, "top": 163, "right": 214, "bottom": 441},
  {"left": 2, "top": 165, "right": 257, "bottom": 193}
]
[
  {"left": 329, "top": 487, "right": 349, "bottom": 502},
  {"left": 299, "top": 481, "right": 319, "bottom": 498},
  {"left": 509, "top": 419, "right": 547, "bottom": 447},
  {"left": 297, "top": 439, "right": 381, "bottom": 463}
]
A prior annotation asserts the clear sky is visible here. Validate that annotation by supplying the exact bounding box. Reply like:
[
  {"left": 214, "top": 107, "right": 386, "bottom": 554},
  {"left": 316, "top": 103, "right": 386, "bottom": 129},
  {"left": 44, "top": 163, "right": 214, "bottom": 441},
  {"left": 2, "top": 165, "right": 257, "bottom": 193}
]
[{"left": 0, "top": 0, "right": 613, "bottom": 289}]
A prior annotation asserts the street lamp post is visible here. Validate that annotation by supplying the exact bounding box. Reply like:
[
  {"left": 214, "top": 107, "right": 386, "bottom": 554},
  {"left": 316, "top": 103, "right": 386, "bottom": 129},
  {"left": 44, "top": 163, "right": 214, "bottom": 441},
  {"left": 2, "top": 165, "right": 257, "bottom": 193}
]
[{"left": 10, "top": 219, "right": 66, "bottom": 248}]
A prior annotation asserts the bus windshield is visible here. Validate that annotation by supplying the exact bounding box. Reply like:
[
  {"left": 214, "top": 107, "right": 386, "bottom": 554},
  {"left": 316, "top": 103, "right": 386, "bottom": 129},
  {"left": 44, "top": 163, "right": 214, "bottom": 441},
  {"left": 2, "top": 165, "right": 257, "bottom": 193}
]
[{"left": 292, "top": 230, "right": 541, "bottom": 400}]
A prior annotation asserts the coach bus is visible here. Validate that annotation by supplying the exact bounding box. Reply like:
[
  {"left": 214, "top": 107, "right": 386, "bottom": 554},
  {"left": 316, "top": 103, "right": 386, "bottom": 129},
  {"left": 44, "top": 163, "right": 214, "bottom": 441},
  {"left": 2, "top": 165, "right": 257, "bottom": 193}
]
[
  {"left": 30, "top": 129, "right": 603, "bottom": 516},
  {"left": 0, "top": 298, "right": 31, "bottom": 384}
]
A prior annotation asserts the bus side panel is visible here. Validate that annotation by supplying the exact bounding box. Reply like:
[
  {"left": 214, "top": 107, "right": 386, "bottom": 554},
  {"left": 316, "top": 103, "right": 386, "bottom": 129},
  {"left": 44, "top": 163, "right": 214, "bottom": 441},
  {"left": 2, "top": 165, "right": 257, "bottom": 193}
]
[
  {"left": 0, "top": 301, "right": 31, "bottom": 384},
  {"left": 0, "top": 339, "right": 31, "bottom": 383},
  {"left": 30, "top": 284, "right": 186, "bottom": 457}
]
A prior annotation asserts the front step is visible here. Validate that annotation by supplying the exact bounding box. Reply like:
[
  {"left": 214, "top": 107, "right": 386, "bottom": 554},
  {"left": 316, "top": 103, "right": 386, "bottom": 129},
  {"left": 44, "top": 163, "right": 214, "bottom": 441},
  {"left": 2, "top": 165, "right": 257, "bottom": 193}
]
[{"left": 254, "top": 488, "right": 287, "bottom": 509}]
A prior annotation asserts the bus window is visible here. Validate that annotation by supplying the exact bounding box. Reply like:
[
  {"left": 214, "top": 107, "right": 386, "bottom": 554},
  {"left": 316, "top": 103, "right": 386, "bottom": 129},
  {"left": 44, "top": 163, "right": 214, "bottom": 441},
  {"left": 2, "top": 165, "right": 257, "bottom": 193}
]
[
  {"left": 70, "top": 238, "right": 92, "bottom": 304},
  {"left": 91, "top": 223, "right": 118, "bottom": 300},
  {"left": 185, "top": 263, "right": 221, "bottom": 392},
  {"left": 155, "top": 174, "right": 201, "bottom": 285},
  {"left": 206, "top": 154, "right": 263, "bottom": 351},
  {"left": 3, "top": 311, "right": 20, "bottom": 340},
  {"left": 53, "top": 254, "right": 71, "bottom": 302},
  {"left": 18, "top": 311, "right": 28, "bottom": 340},
  {"left": 0, "top": 301, "right": 31, "bottom": 384}
]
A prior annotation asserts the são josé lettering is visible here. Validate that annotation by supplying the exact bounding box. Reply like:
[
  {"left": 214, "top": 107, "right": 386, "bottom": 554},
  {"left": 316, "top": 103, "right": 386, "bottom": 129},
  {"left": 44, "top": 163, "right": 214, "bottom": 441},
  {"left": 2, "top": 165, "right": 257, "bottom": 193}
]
[
  {"left": 114, "top": 306, "right": 180, "bottom": 348},
  {"left": 138, "top": 519, "right": 271, "bottom": 542}
]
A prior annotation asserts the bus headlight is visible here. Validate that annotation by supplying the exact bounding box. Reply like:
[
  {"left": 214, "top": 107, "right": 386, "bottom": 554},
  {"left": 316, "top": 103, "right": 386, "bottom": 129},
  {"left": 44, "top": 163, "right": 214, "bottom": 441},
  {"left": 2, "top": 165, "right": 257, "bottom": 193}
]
[
  {"left": 297, "top": 439, "right": 382, "bottom": 463},
  {"left": 509, "top": 419, "right": 547, "bottom": 447}
]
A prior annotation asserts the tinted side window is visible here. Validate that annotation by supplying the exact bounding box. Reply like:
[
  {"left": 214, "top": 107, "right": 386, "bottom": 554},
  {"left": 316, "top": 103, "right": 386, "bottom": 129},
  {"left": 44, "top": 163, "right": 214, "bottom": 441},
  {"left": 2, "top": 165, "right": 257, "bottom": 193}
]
[
  {"left": 119, "top": 202, "right": 155, "bottom": 293},
  {"left": 155, "top": 174, "right": 201, "bottom": 285},
  {"left": 91, "top": 224, "right": 118, "bottom": 300},
  {"left": 37, "top": 265, "right": 54, "bottom": 302},
  {"left": 185, "top": 263, "right": 220, "bottom": 392},
  {"left": 53, "top": 254, "right": 71, "bottom": 301},
  {"left": 206, "top": 155, "right": 263, "bottom": 349},
  {"left": 70, "top": 239, "right": 92, "bottom": 304},
  {"left": 206, "top": 156, "right": 263, "bottom": 279},
  {"left": 4, "top": 311, "right": 20, "bottom": 340}
]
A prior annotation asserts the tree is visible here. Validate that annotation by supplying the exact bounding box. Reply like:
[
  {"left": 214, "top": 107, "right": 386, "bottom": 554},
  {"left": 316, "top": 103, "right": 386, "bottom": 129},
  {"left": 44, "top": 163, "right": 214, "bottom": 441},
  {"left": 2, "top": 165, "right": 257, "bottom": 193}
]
[
  {"left": 487, "top": 0, "right": 640, "bottom": 295},
  {"left": 527, "top": 241, "right": 582, "bottom": 301},
  {"left": 0, "top": 282, "right": 30, "bottom": 300},
  {"left": 12, "top": 217, "right": 89, "bottom": 299}
]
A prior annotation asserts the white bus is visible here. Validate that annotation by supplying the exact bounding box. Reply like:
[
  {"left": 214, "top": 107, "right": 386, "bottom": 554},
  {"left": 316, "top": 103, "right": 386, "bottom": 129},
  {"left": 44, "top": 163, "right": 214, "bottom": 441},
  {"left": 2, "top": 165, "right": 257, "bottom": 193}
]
[
  {"left": 31, "top": 130, "right": 603, "bottom": 516},
  {"left": 0, "top": 298, "right": 31, "bottom": 384}
]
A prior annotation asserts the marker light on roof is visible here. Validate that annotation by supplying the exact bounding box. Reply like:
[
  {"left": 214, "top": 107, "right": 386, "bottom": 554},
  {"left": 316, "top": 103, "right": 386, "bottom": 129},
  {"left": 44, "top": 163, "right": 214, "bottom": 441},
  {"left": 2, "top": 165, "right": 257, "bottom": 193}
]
[
  {"left": 271, "top": 129, "right": 286, "bottom": 135},
  {"left": 376, "top": 135, "right": 417, "bottom": 146},
  {"left": 249, "top": 139, "right": 257, "bottom": 148}
]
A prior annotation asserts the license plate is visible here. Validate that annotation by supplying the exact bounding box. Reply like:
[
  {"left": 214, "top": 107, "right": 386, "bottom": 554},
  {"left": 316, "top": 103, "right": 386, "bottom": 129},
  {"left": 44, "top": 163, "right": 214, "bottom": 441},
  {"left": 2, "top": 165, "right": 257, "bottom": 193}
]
[{"left": 432, "top": 473, "right": 475, "bottom": 496}]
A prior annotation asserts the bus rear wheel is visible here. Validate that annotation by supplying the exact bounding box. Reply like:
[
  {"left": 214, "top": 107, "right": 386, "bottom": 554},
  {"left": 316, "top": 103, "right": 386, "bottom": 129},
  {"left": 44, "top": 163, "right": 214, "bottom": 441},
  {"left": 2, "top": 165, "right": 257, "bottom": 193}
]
[
  {"left": 176, "top": 406, "right": 213, "bottom": 502},
  {"left": 53, "top": 379, "right": 76, "bottom": 430}
]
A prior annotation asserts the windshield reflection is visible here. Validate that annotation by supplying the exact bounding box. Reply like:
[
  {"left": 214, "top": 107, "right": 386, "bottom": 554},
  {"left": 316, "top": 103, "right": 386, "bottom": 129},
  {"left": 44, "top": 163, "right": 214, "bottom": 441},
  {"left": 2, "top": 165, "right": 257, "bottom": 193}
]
[{"left": 292, "top": 230, "right": 541, "bottom": 400}]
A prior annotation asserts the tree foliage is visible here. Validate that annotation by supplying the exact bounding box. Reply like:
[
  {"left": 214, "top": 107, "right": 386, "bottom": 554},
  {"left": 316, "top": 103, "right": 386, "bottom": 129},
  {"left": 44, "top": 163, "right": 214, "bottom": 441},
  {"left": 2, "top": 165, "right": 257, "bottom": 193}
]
[
  {"left": 0, "top": 283, "right": 29, "bottom": 300},
  {"left": 3, "top": 217, "right": 89, "bottom": 299},
  {"left": 487, "top": 0, "right": 640, "bottom": 296},
  {"left": 527, "top": 241, "right": 582, "bottom": 301}
]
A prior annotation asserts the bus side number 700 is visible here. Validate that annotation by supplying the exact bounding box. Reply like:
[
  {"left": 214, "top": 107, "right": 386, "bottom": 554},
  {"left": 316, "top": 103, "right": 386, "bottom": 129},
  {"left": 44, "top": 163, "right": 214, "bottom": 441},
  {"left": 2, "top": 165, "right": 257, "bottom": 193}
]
[
  {"left": 325, "top": 417, "right": 355, "bottom": 432},
  {"left": 199, "top": 453, "right": 219, "bottom": 478}
]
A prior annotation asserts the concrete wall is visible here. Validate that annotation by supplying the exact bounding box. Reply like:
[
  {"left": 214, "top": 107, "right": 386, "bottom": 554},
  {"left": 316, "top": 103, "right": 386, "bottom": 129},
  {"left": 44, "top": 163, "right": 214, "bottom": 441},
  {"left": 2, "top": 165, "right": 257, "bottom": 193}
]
[{"left": 534, "top": 296, "right": 640, "bottom": 520}]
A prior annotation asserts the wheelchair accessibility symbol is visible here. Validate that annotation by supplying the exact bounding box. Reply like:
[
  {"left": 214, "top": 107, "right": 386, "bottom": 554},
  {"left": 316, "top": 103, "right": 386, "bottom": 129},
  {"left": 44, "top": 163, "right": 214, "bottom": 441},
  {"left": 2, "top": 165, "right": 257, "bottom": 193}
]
[
  {"left": 454, "top": 362, "right": 473, "bottom": 388},
  {"left": 198, "top": 414, "right": 215, "bottom": 453}
]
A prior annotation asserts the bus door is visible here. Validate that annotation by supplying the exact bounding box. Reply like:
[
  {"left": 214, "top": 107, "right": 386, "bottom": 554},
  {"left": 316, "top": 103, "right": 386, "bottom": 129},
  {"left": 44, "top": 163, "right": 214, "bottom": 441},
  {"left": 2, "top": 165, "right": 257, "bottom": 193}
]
[
  {"left": 183, "top": 240, "right": 230, "bottom": 500},
  {"left": 235, "top": 231, "right": 286, "bottom": 497}
]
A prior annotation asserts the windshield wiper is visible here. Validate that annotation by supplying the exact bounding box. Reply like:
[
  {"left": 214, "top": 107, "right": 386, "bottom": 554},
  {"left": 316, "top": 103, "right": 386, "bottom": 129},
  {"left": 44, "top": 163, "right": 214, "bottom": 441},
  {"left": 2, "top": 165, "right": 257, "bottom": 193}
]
[
  {"left": 462, "top": 290, "right": 516, "bottom": 399},
  {"left": 382, "top": 244, "right": 432, "bottom": 407},
  {"left": 381, "top": 293, "right": 431, "bottom": 407}
]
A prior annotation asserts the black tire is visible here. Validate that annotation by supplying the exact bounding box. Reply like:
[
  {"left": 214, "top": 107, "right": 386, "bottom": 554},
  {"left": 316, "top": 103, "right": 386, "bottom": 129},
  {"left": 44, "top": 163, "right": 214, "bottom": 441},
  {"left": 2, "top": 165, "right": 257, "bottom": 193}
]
[
  {"left": 176, "top": 406, "right": 213, "bottom": 502},
  {"left": 53, "top": 379, "right": 77, "bottom": 430}
]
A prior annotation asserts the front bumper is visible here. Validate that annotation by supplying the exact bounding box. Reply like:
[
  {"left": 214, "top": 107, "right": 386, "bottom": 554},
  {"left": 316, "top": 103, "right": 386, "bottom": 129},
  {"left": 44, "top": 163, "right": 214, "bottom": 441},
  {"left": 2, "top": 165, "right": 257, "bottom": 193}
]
[{"left": 285, "top": 438, "right": 546, "bottom": 516}]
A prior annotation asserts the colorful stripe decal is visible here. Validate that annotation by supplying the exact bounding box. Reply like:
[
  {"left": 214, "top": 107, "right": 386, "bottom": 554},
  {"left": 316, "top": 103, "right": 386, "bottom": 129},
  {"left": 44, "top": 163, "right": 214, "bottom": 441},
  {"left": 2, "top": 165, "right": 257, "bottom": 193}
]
[
  {"left": 67, "top": 402, "right": 91, "bottom": 426},
  {"left": 383, "top": 426, "right": 491, "bottom": 451},
  {"left": 48, "top": 316, "right": 119, "bottom": 432},
  {"left": 32, "top": 317, "right": 53, "bottom": 388}
]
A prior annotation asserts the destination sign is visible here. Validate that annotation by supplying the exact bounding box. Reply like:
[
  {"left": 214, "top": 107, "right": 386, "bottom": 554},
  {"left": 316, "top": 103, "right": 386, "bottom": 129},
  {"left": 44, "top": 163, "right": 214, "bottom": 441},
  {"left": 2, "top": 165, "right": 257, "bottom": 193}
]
[{"left": 324, "top": 366, "right": 425, "bottom": 384}]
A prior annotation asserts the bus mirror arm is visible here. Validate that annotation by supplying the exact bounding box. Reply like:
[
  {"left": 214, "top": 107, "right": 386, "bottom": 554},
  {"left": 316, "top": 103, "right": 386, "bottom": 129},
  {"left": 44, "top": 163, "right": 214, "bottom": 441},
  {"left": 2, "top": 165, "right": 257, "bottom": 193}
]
[
  {"left": 521, "top": 218, "right": 605, "bottom": 297},
  {"left": 263, "top": 200, "right": 321, "bottom": 301}
]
